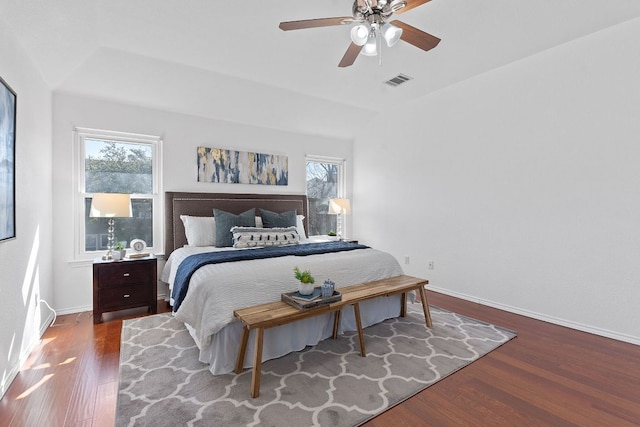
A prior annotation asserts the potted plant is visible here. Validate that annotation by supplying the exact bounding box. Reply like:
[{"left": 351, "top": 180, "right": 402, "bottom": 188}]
[
  {"left": 327, "top": 230, "right": 339, "bottom": 241},
  {"left": 293, "top": 266, "right": 315, "bottom": 295},
  {"left": 113, "top": 241, "right": 126, "bottom": 260}
]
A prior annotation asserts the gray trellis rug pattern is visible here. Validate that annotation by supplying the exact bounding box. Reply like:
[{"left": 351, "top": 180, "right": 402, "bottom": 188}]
[{"left": 116, "top": 305, "right": 516, "bottom": 427}]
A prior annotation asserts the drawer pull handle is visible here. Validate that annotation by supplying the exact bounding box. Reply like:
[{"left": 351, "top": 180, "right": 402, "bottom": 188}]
[
  {"left": 123, "top": 294, "right": 131, "bottom": 298},
  {"left": 123, "top": 273, "right": 130, "bottom": 277}
]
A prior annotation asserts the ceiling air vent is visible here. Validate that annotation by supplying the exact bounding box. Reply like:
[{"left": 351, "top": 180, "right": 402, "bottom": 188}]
[{"left": 384, "top": 73, "right": 413, "bottom": 87}]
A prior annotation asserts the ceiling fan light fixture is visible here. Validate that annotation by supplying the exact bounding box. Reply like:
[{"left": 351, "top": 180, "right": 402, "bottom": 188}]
[
  {"left": 381, "top": 22, "right": 402, "bottom": 47},
  {"left": 361, "top": 35, "right": 378, "bottom": 56},
  {"left": 350, "top": 24, "right": 370, "bottom": 46},
  {"left": 280, "top": 0, "right": 438, "bottom": 67}
]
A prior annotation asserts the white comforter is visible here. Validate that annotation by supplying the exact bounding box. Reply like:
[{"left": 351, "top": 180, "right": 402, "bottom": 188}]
[{"left": 160, "top": 243, "right": 404, "bottom": 373}]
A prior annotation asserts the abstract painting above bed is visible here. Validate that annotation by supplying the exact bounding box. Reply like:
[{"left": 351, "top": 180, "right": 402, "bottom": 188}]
[{"left": 196, "top": 146, "right": 288, "bottom": 186}]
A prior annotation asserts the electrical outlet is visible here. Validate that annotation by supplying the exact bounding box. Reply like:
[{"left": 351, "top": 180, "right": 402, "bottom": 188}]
[
  {"left": 404, "top": 256, "right": 410, "bottom": 265},
  {"left": 427, "top": 260, "right": 434, "bottom": 270}
]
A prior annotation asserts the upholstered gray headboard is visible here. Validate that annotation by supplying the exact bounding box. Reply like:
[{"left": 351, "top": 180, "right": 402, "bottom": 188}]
[{"left": 164, "top": 192, "right": 309, "bottom": 257}]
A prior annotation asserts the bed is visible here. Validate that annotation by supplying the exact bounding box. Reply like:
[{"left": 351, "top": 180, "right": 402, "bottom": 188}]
[{"left": 160, "top": 191, "right": 405, "bottom": 375}]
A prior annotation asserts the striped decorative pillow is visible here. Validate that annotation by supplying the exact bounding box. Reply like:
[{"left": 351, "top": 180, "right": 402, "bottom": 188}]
[{"left": 231, "top": 226, "right": 300, "bottom": 248}]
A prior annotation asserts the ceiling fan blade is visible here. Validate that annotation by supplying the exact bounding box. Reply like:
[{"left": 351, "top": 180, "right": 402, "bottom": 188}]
[
  {"left": 391, "top": 20, "right": 441, "bottom": 52},
  {"left": 279, "top": 17, "right": 353, "bottom": 31},
  {"left": 338, "top": 43, "right": 363, "bottom": 68},
  {"left": 396, "top": 0, "right": 432, "bottom": 14}
]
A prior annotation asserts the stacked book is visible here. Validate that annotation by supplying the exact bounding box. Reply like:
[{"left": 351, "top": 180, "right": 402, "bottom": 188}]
[
  {"left": 282, "top": 287, "right": 342, "bottom": 311},
  {"left": 289, "top": 288, "right": 323, "bottom": 302},
  {"left": 126, "top": 252, "right": 150, "bottom": 259}
]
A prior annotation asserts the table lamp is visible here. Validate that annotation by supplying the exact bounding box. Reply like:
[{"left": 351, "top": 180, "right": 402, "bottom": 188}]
[
  {"left": 328, "top": 198, "right": 351, "bottom": 240},
  {"left": 89, "top": 193, "right": 132, "bottom": 260}
]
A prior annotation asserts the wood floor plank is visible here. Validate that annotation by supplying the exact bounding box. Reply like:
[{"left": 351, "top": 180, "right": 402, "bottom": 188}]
[
  {"left": 2, "top": 295, "right": 639, "bottom": 426},
  {"left": 92, "top": 381, "right": 117, "bottom": 427}
]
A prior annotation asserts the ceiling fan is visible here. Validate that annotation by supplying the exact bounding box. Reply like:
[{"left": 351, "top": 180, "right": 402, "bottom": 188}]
[{"left": 279, "top": 0, "right": 441, "bottom": 67}]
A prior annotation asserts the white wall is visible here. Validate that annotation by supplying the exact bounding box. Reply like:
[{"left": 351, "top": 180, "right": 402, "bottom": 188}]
[
  {"left": 0, "top": 24, "right": 53, "bottom": 397},
  {"left": 52, "top": 93, "right": 353, "bottom": 314},
  {"left": 353, "top": 18, "right": 640, "bottom": 344}
]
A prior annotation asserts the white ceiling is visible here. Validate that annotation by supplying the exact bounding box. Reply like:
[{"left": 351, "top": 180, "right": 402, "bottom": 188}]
[{"left": 3, "top": 0, "right": 640, "bottom": 139}]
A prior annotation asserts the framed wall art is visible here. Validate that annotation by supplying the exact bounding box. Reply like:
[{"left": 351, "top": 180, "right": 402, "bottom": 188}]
[
  {"left": 0, "top": 76, "right": 16, "bottom": 242},
  {"left": 197, "top": 146, "right": 288, "bottom": 186}
]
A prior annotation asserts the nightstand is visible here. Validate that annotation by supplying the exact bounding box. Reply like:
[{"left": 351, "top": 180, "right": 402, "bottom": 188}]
[{"left": 92, "top": 255, "right": 157, "bottom": 323}]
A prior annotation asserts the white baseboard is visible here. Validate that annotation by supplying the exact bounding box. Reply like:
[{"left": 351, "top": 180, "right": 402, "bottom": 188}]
[
  {"left": 429, "top": 286, "right": 640, "bottom": 346},
  {"left": 40, "top": 288, "right": 640, "bottom": 346},
  {"left": 56, "top": 304, "right": 93, "bottom": 316}
]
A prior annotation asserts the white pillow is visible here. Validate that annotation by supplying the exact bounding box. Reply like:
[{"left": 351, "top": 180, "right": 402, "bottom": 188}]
[
  {"left": 180, "top": 215, "right": 216, "bottom": 246},
  {"left": 231, "top": 226, "right": 300, "bottom": 248}
]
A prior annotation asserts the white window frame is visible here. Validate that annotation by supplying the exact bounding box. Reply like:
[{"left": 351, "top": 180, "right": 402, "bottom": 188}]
[
  {"left": 73, "top": 127, "right": 163, "bottom": 260},
  {"left": 305, "top": 155, "right": 347, "bottom": 237}
]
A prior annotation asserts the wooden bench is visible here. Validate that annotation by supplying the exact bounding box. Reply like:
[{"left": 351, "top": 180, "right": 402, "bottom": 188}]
[{"left": 233, "top": 274, "right": 431, "bottom": 398}]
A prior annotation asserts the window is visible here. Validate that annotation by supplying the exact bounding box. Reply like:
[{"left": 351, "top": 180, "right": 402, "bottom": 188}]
[
  {"left": 74, "top": 128, "right": 162, "bottom": 259},
  {"left": 306, "top": 156, "right": 346, "bottom": 236}
]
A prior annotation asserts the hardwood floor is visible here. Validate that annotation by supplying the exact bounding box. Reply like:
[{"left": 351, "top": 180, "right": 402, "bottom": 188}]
[{"left": 1, "top": 292, "right": 639, "bottom": 426}]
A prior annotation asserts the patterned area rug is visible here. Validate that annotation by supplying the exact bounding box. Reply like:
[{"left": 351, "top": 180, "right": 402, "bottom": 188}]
[{"left": 117, "top": 305, "right": 516, "bottom": 426}]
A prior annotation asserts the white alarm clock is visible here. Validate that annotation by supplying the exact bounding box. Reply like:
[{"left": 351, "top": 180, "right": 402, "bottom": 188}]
[{"left": 130, "top": 239, "right": 147, "bottom": 253}]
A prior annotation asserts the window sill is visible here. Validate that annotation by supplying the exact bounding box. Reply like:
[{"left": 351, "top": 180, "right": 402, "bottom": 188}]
[{"left": 69, "top": 253, "right": 165, "bottom": 268}]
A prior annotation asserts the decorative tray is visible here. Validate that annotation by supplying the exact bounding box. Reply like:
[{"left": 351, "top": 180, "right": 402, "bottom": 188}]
[{"left": 281, "top": 288, "right": 342, "bottom": 311}]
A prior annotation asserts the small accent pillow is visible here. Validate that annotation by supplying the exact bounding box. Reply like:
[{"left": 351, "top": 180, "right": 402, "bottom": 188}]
[
  {"left": 180, "top": 215, "right": 216, "bottom": 246},
  {"left": 214, "top": 208, "right": 256, "bottom": 247},
  {"left": 231, "top": 226, "right": 300, "bottom": 248},
  {"left": 259, "top": 208, "right": 297, "bottom": 228}
]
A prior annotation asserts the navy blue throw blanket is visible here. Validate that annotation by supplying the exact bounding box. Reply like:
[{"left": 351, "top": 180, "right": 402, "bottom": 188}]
[{"left": 171, "top": 241, "right": 369, "bottom": 311}]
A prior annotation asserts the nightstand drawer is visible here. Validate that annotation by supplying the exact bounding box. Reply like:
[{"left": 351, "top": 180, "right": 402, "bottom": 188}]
[
  {"left": 99, "top": 284, "right": 151, "bottom": 309},
  {"left": 97, "top": 261, "right": 153, "bottom": 288}
]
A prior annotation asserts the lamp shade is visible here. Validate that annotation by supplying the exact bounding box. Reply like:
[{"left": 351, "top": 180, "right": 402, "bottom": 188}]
[
  {"left": 89, "top": 193, "right": 132, "bottom": 218},
  {"left": 328, "top": 198, "right": 351, "bottom": 215},
  {"left": 361, "top": 36, "right": 378, "bottom": 56},
  {"left": 381, "top": 23, "right": 403, "bottom": 47},
  {"left": 350, "top": 24, "right": 370, "bottom": 46}
]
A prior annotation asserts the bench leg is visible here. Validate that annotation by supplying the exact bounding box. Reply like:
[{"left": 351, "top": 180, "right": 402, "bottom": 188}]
[
  {"left": 353, "top": 303, "right": 366, "bottom": 357},
  {"left": 400, "top": 292, "right": 407, "bottom": 317},
  {"left": 235, "top": 326, "right": 250, "bottom": 374},
  {"left": 418, "top": 285, "right": 433, "bottom": 328},
  {"left": 332, "top": 309, "right": 341, "bottom": 339},
  {"left": 251, "top": 327, "right": 264, "bottom": 398}
]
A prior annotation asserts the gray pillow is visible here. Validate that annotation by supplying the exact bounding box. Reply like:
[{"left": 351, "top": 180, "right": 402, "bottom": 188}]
[
  {"left": 259, "top": 208, "right": 297, "bottom": 228},
  {"left": 214, "top": 208, "right": 256, "bottom": 247}
]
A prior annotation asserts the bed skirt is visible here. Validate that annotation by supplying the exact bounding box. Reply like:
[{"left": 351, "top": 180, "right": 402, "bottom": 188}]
[{"left": 186, "top": 295, "right": 402, "bottom": 375}]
